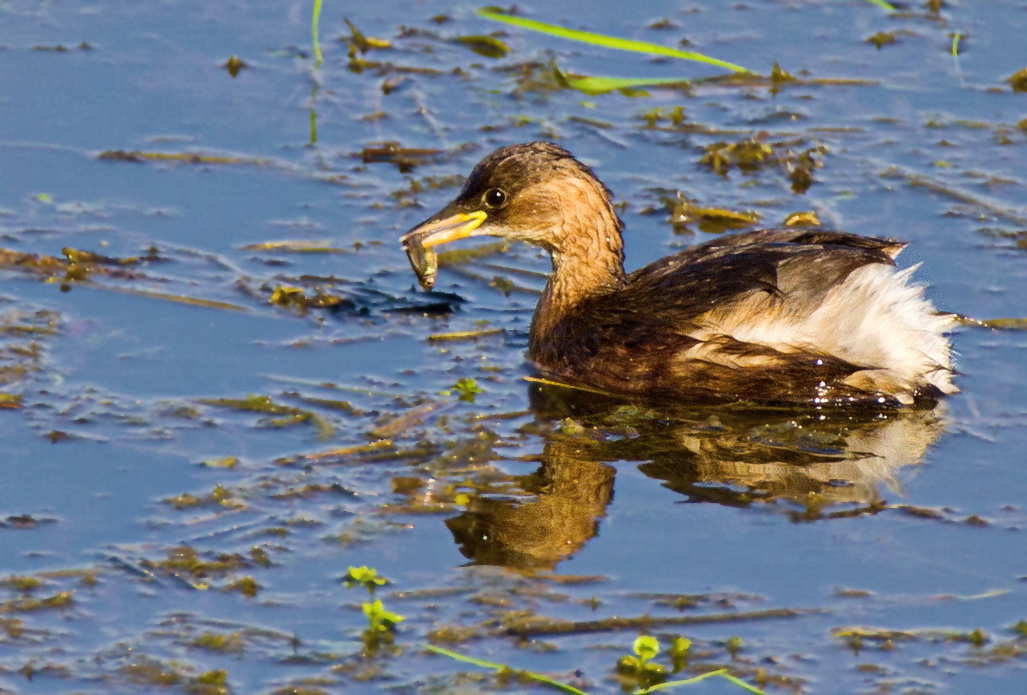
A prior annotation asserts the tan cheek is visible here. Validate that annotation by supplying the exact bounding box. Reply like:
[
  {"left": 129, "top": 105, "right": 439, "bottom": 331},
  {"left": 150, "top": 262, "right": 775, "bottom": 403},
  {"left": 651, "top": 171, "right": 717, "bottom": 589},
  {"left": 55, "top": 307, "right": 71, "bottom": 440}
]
[
  {"left": 508, "top": 185, "right": 564, "bottom": 237},
  {"left": 539, "top": 178, "right": 594, "bottom": 245},
  {"left": 550, "top": 178, "right": 618, "bottom": 259}
]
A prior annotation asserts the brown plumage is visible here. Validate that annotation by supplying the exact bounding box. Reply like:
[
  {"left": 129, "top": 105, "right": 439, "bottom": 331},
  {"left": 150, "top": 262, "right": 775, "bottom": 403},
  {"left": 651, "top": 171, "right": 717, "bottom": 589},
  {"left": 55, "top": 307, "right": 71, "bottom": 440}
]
[{"left": 402, "top": 142, "right": 956, "bottom": 407}]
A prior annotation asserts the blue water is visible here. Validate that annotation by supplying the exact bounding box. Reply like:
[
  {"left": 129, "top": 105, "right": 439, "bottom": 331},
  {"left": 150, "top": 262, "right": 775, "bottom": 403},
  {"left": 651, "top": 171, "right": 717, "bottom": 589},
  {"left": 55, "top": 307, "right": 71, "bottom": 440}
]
[{"left": 1, "top": 1, "right": 1025, "bottom": 693}]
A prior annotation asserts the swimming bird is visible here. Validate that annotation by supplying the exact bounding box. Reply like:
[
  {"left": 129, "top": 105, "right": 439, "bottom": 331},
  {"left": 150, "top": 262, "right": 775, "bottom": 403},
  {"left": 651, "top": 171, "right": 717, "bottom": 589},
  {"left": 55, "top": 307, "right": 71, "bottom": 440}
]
[{"left": 401, "top": 142, "right": 956, "bottom": 407}]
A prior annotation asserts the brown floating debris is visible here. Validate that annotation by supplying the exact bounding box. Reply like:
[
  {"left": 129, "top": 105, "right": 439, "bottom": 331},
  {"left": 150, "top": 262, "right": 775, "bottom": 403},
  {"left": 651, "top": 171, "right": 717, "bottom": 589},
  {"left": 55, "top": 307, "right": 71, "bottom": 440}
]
[
  {"left": 359, "top": 142, "right": 445, "bottom": 171},
  {"left": 454, "top": 35, "right": 511, "bottom": 58},
  {"left": 90, "top": 286, "right": 249, "bottom": 313},
  {"left": 896, "top": 170, "right": 1027, "bottom": 225},
  {"left": 97, "top": 150, "right": 270, "bottom": 166},
  {"left": 241, "top": 240, "right": 349, "bottom": 253},
  {"left": 372, "top": 402, "right": 450, "bottom": 439},
  {"left": 0, "top": 394, "right": 23, "bottom": 409},
  {"left": 280, "top": 439, "right": 395, "bottom": 465},
  {"left": 503, "top": 607, "right": 822, "bottom": 638}
]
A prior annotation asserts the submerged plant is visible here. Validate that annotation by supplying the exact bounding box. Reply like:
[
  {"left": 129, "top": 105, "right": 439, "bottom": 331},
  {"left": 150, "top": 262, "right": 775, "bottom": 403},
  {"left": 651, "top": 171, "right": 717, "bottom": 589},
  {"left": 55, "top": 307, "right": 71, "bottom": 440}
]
[
  {"left": 343, "top": 566, "right": 403, "bottom": 650},
  {"left": 362, "top": 599, "right": 405, "bottom": 640},
  {"left": 427, "top": 636, "right": 767, "bottom": 695},
  {"left": 450, "top": 377, "right": 484, "bottom": 402},
  {"left": 617, "top": 636, "right": 667, "bottom": 689},
  {"left": 343, "top": 565, "right": 388, "bottom": 592}
]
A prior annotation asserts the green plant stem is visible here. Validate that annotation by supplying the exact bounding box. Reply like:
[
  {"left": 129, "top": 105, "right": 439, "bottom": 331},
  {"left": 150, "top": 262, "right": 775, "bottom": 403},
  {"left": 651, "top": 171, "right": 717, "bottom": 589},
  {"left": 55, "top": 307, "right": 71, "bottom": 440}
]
[
  {"left": 311, "top": 0, "right": 323, "bottom": 68},
  {"left": 950, "top": 32, "right": 962, "bottom": 56},
  {"left": 427, "top": 644, "right": 766, "bottom": 695},
  {"left": 863, "top": 0, "right": 896, "bottom": 10},
  {"left": 425, "top": 644, "right": 588, "bottom": 695},
  {"left": 637, "top": 669, "right": 767, "bottom": 694}
]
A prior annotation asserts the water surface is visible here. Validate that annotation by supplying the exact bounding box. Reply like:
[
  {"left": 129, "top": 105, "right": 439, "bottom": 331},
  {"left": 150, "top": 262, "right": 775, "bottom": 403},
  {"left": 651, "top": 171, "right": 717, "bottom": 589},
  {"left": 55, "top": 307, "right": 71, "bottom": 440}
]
[{"left": 1, "top": 1, "right": 1025, "bottom": 693}]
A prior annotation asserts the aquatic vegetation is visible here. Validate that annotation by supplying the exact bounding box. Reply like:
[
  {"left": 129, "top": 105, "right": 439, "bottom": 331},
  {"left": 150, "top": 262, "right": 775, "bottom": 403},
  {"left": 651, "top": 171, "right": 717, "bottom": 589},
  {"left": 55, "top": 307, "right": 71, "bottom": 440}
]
[
  {"left": 344, "top": 566, "right": 403, "bottom": 650},
  {"left": 190, "top": 669, "right": 229, "bottom": 695},
  {"left": 950, "top": 31, "right": 964, "bottom": 56},
  {"left": 475, "top": 8, "right": 752, "bottom": 95},
  {"left": 2, "top": 1, "right": 1025, "bottom": 693},
  {"left": 616, "top": 635, "right": 667, "bottom": 689},
  {"left": 344, "top": 18, "right": 391, "bottom": 55},
  {"left": 428, "top": 636, "right": 768, "bottom": 695},
  {"left": 0, "top": 591, "right": 74, "bottom": 614},
  {"left": 658, "top": 193, "right": 760, "bottom": 235},
  {"left": 189, "top": 631, "right": 246, "bottom": 653},
  {"left": 453, "top": 34, "right": 510, "bottom": 59},
  {"left": 866, "top": 31, "right": 899, "bottom": 49},
  {"left": 224, "top": 54, "right": 245, "bottom": 77},
  {"left": 447, "top": 377, "right": 484, "bottom": 402},
  {"left": 197, "top": 395, "right": 335, "bottom": 440},
  {"left": 1008, "top": 67, "right": 1027, "bottom": 92},
  {"left": 478, "top": 10, "right": 749, "bottom": 73},
  {"left": 310, "top": 0, "right": 323, "bottom": 67},
  {"left": 360, "top": 599, "right": 405, "bottom": 646},
  {"left": 554, "top": 66, "right": 696, "bottom": 97},
  {"left": 227, "top": 576, "right": 261, "bottom": 598},
  {"left": 269, "top": 284, "right": 352, "bottom": 314},
  {"left": 343, "top": 566, "right": 388, "bottom": 592}
]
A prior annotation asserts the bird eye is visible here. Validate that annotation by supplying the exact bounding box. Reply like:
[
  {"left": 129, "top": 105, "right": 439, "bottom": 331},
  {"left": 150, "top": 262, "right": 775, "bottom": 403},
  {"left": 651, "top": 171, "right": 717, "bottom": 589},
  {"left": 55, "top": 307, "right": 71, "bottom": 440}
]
[{"left": 483, "top": 188, "right": 507, "bottom": 209}]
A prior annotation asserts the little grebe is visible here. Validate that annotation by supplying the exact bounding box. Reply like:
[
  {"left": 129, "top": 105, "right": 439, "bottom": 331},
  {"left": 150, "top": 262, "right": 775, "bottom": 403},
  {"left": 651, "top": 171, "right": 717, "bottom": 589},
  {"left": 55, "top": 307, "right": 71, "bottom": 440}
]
[{"left": 401, "top": 142, "right": 956, "bottom": 406}]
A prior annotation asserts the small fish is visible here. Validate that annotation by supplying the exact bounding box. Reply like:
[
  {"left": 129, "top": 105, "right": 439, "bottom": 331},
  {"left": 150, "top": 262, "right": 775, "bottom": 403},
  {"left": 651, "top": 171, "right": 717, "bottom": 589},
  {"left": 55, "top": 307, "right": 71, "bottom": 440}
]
[
  {"left": 402, "top": 233, "right": 438, "bottom": 291},
  {"left": 401, "top": 209, "right": 486, "bottom": 291}
]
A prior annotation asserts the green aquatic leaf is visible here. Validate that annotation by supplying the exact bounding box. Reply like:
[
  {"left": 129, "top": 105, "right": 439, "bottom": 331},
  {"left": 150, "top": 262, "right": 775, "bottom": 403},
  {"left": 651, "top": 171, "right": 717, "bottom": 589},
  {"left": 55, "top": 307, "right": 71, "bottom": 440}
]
[
  {"left": 478, "top": 10, "right": 749, "bottom": 73},
  {"left": 634, "top": 635, "right": 660, "bottom": 662}
]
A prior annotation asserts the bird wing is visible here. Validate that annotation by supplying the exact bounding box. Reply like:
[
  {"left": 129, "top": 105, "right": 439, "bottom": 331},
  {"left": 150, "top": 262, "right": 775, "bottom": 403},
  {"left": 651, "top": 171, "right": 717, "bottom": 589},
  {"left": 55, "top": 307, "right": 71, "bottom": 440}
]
[{"left": 542, "top": 229, "right": 906, "bottom": 403}]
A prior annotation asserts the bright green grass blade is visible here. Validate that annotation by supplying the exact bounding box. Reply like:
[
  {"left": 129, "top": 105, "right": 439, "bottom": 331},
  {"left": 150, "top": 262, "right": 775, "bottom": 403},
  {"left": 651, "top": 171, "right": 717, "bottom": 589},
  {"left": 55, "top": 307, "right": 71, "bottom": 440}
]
[
  {"left": 311, "top": 0, "right": 323, "bottom": 68},
  {"left": 950, "top": 32, "right": 962, "bottom": 56},
  {"left": 863, "top": 0, "right": 897, "bottom": 10},
  {"left": 478, "top": 10, "right": 749, "bottom": 73},
  {"left": 425, "top": 645, "right": 589, "bottom": 695}
]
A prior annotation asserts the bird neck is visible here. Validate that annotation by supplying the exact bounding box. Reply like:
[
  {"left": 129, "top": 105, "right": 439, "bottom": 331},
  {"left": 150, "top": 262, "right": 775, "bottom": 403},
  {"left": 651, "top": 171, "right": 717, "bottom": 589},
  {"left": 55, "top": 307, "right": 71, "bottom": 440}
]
[{"left": 530, "top": 216, "right": 627, "bottom": 356}]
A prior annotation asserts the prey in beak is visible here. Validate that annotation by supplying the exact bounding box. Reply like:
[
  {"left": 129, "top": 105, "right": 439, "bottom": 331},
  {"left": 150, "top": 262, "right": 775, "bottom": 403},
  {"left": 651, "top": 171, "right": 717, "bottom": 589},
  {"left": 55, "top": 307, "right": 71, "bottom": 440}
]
[{"left": 401, "top": 210, "right": 487, "bottom": 291}]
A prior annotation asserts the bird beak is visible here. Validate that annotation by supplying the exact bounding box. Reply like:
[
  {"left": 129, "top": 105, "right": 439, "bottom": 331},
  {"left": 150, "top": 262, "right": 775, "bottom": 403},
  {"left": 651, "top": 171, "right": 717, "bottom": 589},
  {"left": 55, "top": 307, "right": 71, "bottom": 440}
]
[
  {"left": 400, "top": 209, "right": 488, "bottom": 291},
  {"left": 401, "top": 210, "right": 488, "bottom": 249}
]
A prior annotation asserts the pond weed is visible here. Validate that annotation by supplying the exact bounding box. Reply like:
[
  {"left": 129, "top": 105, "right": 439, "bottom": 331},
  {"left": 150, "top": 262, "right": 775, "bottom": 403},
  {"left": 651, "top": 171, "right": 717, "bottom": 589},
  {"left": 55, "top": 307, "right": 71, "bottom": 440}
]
[
  {"left": 344, "top": 566, "right": 404, "bottom": 651},
  {"left": 616, "top": 635, "right": 667, "bottom": 690}
]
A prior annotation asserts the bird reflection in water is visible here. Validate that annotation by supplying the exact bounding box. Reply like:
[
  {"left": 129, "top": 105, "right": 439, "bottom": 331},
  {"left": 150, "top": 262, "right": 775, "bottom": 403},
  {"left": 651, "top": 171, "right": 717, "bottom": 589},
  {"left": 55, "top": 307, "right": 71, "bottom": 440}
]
[{"left": 444, "top": 382, "right": 945, "bottom": 570}]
